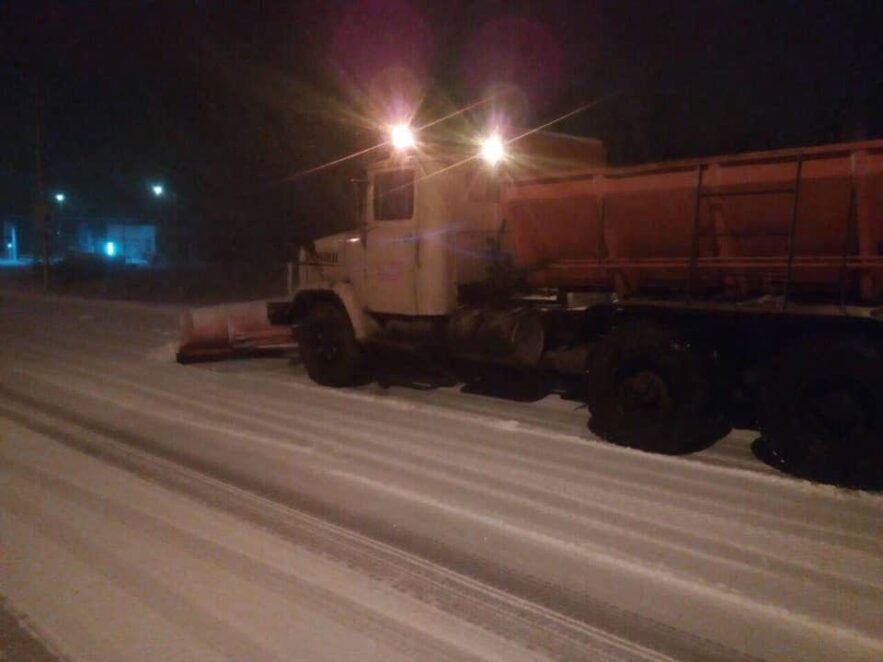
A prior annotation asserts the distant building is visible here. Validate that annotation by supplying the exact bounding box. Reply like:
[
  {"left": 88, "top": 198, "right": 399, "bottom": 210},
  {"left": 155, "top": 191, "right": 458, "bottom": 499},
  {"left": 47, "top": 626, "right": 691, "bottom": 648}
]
[
  {"left": 2, "top": 215, "right": 158, "bottom": 265},
  {"left": 72, "top": 219, "right": 157, "bottom": 264}
]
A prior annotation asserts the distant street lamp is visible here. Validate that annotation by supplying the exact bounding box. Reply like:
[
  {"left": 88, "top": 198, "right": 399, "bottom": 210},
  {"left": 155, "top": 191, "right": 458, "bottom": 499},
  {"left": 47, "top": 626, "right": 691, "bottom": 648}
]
[
  {"left": 479, "top": 134, "right": 505, "bottom": 166},
  {"left": 50, "top": 192, "right": 67, "bottom": 256},
  {"left": 389, "top": 124, "right": 415, "bottom": 151},
  {"left": 149, "top": 181, "right": 180, "bottom": 261}
]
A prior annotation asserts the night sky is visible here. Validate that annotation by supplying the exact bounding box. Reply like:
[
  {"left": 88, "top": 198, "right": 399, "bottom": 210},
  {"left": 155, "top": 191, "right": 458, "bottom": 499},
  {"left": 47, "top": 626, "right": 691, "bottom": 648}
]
[{"left": 2, "top": 0, "right": 881, "bottom": 262}]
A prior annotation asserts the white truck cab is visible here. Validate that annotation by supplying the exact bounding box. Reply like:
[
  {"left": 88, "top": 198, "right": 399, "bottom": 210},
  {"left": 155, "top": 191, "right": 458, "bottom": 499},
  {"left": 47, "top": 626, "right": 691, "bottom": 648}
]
[
  {"left": 291, "top": 132, "right": 605, "bottom": 385},
  {"left": 299, "top": 148, "right": 502, "bottom": 318}
]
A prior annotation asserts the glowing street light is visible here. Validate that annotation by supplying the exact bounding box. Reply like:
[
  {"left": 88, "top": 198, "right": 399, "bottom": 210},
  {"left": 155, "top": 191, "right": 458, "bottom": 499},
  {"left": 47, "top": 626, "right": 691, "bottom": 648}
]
[
  {"left": 151, "top": 183, "right": 165, "bottom": 197},
  {"left": 105, "top": 241, "right": 116, "bottom": 257},
  {"left": 54, "top": 192, "right": 66, "bottom": 203},
  {"left": 479, "top": 134, "right": 505, "bottom": 166},
  {"left": 389, "top": 124, "right": 415, "bottom": 151}
]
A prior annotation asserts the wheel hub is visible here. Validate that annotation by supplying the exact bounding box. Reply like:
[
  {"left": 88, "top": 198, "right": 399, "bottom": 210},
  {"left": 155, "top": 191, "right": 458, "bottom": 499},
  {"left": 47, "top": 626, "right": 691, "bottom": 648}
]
[
  {"left": 801, "top": 380, "right": 869, "bottom": 449},
  {"left": 619, "top": 368, "right": 671, "bottom": 413},
  {"left": 310, "top": 326, "right": 340, "bottom": 362}
]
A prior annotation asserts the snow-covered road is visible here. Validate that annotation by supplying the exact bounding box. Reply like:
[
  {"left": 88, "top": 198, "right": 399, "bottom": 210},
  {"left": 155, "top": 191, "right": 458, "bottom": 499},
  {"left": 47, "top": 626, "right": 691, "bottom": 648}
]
[{"left": 2, "top": 291, "right": 881, "bottom": 661}]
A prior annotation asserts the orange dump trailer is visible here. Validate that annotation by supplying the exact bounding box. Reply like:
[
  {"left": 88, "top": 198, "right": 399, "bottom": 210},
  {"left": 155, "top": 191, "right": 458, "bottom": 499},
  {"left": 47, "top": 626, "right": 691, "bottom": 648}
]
[
  {"left": 501, "top": 140, "right": 882, "bottom": 486},
  {"left": 506, "top": 140, "right": 883, "bottom": 304}
]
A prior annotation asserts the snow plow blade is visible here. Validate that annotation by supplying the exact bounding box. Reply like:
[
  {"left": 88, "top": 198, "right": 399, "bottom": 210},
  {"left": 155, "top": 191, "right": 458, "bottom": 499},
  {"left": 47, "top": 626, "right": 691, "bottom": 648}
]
[{"left": 176, "top": 301, "right": 296, "bottom": 364}]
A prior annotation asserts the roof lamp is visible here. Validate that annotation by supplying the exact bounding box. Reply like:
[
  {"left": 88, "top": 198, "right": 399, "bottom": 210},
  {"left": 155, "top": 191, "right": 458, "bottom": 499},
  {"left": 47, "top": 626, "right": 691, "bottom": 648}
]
[
  {"left": 390, "top": 124, "right": 415, "bottom": 151},
  {"left": 480, "top": 134, "right": 505, "bottom": 166}
]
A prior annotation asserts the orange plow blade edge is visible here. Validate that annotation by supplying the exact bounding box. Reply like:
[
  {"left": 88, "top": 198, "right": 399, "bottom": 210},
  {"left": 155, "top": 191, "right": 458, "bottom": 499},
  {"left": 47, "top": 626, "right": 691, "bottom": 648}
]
[{"left": 176, "top": 301, "right": 296, "bottom": 364}]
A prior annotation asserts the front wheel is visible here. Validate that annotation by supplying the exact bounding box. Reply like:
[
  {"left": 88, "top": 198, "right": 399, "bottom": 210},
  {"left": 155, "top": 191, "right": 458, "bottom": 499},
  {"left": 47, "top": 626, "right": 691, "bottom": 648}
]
[
  {"left": 587, "top": 321, "right": 729, "bottom": 454},
  {"left": 759, "top": 335, "right": 883, "bottom": 487},
  {"left": 299, "top": 302, "right": 366, "bottom": 387}
]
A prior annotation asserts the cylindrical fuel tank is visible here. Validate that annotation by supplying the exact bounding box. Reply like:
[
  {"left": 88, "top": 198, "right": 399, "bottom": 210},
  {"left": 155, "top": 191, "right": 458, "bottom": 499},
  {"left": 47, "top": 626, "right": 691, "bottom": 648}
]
[
  {"left": 447, "top": 307, "right": 545, "bottom": 366},
  {"left": 504, "top": 140, "right": 883, "bottom": 302}
]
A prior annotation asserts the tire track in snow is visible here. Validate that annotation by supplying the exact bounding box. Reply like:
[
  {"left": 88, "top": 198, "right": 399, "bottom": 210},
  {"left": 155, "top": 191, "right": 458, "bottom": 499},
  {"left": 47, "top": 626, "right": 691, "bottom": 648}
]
[
  {"left": 8, "top": 333, "right": 882, "bottom": 549},
  {"left": 7, "top": 337, "right": 883, "bottom": 597},
  {"left": 8, "top": 354, "right": 883, "bottom": 600},
  {"left": 3, "top": 356, "right": 880, "bottom": 660},
  {"left": 1, "top": 405, "right": 673, "bottom": 661},
  {"left": 4, "top": 294, "right": 883, "bottom": 660},
  {"left": 2, "top": 469, "right": 499, "bottom": 662}
]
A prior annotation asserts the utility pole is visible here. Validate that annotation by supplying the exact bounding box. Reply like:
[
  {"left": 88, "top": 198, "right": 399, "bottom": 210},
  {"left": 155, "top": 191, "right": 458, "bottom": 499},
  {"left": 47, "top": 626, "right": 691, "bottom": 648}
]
[{"left": 33, "top": 77, "right": 50, "bottom": 290}]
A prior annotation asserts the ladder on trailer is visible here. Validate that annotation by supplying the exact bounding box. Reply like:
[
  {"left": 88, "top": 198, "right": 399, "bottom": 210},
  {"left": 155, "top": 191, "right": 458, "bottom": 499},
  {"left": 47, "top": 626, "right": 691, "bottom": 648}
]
[{"left": 686, "top": 156, "right": 805, "bottom": 309}]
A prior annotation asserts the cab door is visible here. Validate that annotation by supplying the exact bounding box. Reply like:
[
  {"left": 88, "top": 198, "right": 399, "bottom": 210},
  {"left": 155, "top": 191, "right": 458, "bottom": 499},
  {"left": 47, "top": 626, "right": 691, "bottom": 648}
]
[{"left": 363, "top": 166, "right": 418, "bottom": 315}]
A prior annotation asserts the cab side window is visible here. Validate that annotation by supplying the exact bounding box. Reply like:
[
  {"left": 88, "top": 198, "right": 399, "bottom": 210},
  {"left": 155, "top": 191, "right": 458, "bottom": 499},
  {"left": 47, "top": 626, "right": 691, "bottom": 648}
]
[{"left": 373, "top": 170, "right": 415, "bottom": 220}]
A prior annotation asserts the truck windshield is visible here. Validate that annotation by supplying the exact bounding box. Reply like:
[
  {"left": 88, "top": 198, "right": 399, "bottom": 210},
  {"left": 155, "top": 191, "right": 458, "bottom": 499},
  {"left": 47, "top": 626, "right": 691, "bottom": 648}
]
[{"left": 373, "top": 170, "right": 414, "bottom": 221}]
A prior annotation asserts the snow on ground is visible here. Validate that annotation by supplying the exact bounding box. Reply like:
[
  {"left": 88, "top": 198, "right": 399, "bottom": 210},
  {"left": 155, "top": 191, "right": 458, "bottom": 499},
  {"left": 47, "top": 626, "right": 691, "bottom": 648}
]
[{"left": 1, "top": 290, "right": 882, "bottom": 661}]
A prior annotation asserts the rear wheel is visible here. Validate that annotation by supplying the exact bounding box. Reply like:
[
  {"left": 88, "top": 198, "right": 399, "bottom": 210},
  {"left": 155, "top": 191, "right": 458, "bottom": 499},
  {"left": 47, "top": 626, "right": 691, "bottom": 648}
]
[
  {"left": 299, "top": 302, "right": 366, "bottom": 387},
  {"left": 587, "top": 321, "right": 729, "bottom": 454},
  {"left": 759, "top": 336, "right": 883, "bottom": 487}
]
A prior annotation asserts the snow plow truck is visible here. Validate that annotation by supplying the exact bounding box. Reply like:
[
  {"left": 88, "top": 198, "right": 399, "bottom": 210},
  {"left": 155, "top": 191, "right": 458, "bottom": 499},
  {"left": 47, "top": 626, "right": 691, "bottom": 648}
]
[{"left": 269, "top": 130, "right": 883, "bottom": 485}]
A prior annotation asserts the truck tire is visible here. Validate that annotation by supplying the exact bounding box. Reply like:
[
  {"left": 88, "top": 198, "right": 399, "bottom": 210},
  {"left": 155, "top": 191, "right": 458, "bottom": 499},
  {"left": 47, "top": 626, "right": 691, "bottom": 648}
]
[
  {"left": 759, "top": 336, "right": 883, "bottom": 487},
  {"left": 587, "top": 321, "right": 728, "bottom": 454},
  {"left": 299, "top": 302, "right": 366, "bottom": 387}
]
